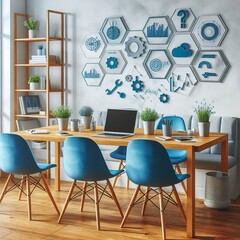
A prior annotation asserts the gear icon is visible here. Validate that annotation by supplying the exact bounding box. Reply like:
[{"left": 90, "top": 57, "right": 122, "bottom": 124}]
[
  {"left": 125, "top": 75, "right": 133, "bottom": 82},
  {"left": 106, "top": 57, "right": 118, "bottom": 69},
  {"left": 159, "top": 93, "right": 169, "bottom": 103},
  {"left": 125, "top": 36, "right": 146, "bottom": 59},
  {"left": 131, "top": 77, "right": 144, "bottom": 92}
]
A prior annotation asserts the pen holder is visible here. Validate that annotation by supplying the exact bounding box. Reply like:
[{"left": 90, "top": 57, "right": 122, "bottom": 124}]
[
  {"left": 70, "top": 119, "right": 79, "bottom": 132},
  {"left": 162, "top": 123, "right": 172, "bottom": 137}
]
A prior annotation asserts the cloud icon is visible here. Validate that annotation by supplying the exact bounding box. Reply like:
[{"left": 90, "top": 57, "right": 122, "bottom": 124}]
[{"left": 172, "top": 43, "right": 193, "bottom": 58}]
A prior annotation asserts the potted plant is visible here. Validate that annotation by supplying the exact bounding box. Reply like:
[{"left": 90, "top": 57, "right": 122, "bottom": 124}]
[
  {"left": 141, "top": 108, "right": 159, "bottom": 135},
  {"left": 28, "top": 74, "right": 40, "bottom": 90},
  {"left": 52, "top": 105, "right": 72, "bottom": 131},
  {"left": 79, "top": 106, "right": 94, "bottom": 129},
  {"left": 24, "top": 17, "right": 39, "bottom": 38},
  {"left": 194, "top": 99, "right": 215, "bottom": 137}
]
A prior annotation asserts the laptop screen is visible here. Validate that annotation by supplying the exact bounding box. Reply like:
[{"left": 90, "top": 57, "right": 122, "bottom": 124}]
[{"left": 104, "top": 109, "right": 137, "bottom": 134}]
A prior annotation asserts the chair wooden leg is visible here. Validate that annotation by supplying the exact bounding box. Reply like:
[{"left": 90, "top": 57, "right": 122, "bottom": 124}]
[
  {"left": 120, "top": 185, "right": 141, "bottom": 228},
  {"left": 172, "top": 185, "right": 186, "bottom": 223},
  {"left": 107, "top": 179, "right": 123, "bottom": 218},
  {"left": 80, "top": 181, "right": 87, "bottom": 212},
  {"left": 175, "top": 164, "right": 187, "bottom": 195},
  {"left": 0, "top": 174, "right": 13, "bottom": 203},
  {"left": 18, "top": 175, "right": 25, "bottom": 200},
  {"left": 126, "top": 176, "right": 130, "bottom": 190},
  {"left": 58, "top": 180, "right": 76, "bottom": 223},
  {"left": 159, "top": 187, "right": 166, "bottom": 240},
  {"left": 112, "top": 160, "right": 123, "bottom": 188},
  {"left": 26, "top": 175, "right": 32, "bottom": 221},
  {"left": 93, "top": 181, "right": 100, "bottom": 231},
  {"left": 40, "top": 172, "right": 60, "bottom": 215},
  {"left": 141, "top": 186, "right": 150, "bottom": 216}
]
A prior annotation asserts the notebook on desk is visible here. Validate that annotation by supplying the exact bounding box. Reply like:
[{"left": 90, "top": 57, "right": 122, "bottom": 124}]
[{"left": 93, "top": 109, "right": 137, "bottom": 139}]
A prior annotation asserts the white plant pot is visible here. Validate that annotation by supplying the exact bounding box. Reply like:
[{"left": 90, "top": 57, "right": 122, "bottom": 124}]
[
  {"left": 143, "top": 121, "right": 155, "bottom": 135},
  {"left": 81, "top": 116, "right": 92, "bottom": 129},
  {"left": 198, "top": 122, "right": 210, "bottom": 137},
  {"left": 28, "top": 29, "right": 37, "bottom": 38},
  {"left": 58, "top": 118, "right": 69, "bottom": 131},
  {"left": 29, "top": 82, "right": 40, "bottom": 90}
]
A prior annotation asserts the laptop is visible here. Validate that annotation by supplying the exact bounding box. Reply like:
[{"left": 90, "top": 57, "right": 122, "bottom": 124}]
[{"left": 93, "top": 109, "right": 138, "bottom": 138}]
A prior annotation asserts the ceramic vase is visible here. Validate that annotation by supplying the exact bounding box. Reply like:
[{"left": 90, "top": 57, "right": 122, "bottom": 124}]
[
  {"left": 143, "top": 121, "right": 155, "bottom": 135},
  {"left": 28, "top": 29, "right": 37, "bottom": 38},
  {"left": 198, "top": 122, "right": 210, "bottom": 137},
  {"left": 29, "top": 82, "right": 40, "bottom": 90}
]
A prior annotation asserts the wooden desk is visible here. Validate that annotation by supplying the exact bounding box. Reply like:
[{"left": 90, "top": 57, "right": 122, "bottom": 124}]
[{"left": 14, "top": 125, "right": 228, "bottom": 238}]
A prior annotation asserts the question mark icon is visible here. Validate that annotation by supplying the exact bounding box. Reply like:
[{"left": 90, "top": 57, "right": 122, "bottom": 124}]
[{"left": 177, "top": 9, "right": 189, "bottom": 29}]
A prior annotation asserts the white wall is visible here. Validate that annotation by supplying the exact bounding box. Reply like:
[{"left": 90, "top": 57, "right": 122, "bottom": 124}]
[
  {"left": 1, "top": 0, "right": 25, "bottom": 132},
  {"left": 4, "top": 0, "right": 239, "bottom": 126}
]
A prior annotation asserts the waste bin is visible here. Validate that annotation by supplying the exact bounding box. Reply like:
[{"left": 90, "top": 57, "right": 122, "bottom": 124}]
[{"left": 204, "top": 171, "right": 230, "bottom": 209}]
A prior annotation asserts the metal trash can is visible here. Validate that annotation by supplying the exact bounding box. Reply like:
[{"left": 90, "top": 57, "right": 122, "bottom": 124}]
[{"left": 204, "top": 171, "right": 230, "bottom": 209}]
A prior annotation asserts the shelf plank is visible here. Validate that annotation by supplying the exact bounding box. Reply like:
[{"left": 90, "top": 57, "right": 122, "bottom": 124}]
[
  {"left": 15, "top": 63, "right": 63, "bottom": 67},
  {"left": 16, "top": 114, "right": 47, "bottom": 118},
  {"left": 15, "top": 37, "right": 63, "bottom": 42},
  {"left": 15, "top": 89, "right": 47, "bottom": 92}
]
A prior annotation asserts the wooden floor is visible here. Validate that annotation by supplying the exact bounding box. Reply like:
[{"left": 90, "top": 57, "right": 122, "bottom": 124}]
[{"left": 0, "top": 177, "right": 239, "bottom": 240}]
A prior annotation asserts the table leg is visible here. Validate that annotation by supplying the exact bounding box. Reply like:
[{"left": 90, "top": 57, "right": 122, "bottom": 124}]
[
  {"left": 186, "top": 147, "right": 195, "bottom": 238},
  {"left": 221, "top": 136, "right": 228, "bottom": 172},
  {"left": 55, "top": 142, "right": 61, "bottom": 191}
]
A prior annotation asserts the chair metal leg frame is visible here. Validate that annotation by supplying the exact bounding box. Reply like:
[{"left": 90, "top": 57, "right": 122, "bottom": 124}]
[
  {"left": 121, "top": 185, "right": 186, "bottom": 238},
  {"left": 0, "top": 173, "right": 59, "bottom": 219},
  {"left": 175, "top": 164, "right": 187, "bottom": 195},
  {"left": 59, "top": 180, "right": 123, "bottom": 230},
  {"left": 112, "top": 160, "right": 130, "bottom": 190}
]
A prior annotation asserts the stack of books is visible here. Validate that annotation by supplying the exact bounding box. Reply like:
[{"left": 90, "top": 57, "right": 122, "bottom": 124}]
[
  {"left": 19, "top": 95, "right": 41, "bottom": 115},
  {"left": 31, "top": 141, "right": 46, "bottom": 149},
  {"left": 29, "top": 55, "right": 57, "bottom": 64}
]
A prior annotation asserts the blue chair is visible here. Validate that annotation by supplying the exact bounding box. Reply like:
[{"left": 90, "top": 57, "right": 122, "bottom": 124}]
[
  {"left": 156, "top": 116, "right": 187, "bottom": 194},
  {"left": 0, "top": 133, "right": 60, "bottom": 220},
  {"left": 58, "top": 137, "right": 124, "bottom": 230},
  {"left": 120, "top": 139, "right": 190, "bottom": 240},
  {"left": 110, "top": 146, "right": 130, "bottom": 189}
]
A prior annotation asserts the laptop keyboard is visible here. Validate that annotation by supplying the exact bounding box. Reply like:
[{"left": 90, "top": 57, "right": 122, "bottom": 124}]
[{"left": 99, "top": 133, "right": 127, "bottom": 137}]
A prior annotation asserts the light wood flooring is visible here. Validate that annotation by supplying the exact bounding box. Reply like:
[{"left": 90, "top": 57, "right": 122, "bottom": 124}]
[{"left": 0, "top": 177, "right": 239, "bottom": 240}]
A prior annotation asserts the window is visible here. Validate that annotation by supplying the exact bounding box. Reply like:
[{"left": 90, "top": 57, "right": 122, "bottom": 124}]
[{"left": 0, "top": 0, "right": 2, "bottom": 133}]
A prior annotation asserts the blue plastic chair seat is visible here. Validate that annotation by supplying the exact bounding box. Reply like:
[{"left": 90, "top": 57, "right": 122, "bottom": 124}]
[{"left": 110, "top": 146, "right": 127, "bottom": 160}]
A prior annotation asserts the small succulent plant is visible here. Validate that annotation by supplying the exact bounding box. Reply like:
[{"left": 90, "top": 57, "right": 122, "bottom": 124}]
[{"left": 79, "top": 106, "right": 94, "bottom": 117}]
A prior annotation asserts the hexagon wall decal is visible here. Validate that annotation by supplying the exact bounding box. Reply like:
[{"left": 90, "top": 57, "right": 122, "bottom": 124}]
[
  {"left": 143, "top": 50, "right": 172, "bottom": 79},
  {"left": 192, "top": 50, "right": 230, "bottom": 82},
  {"left": 143, "top": 16, "right": 173, "bottom": 45},
  {"left": 192, "top": 14, "right": 228, "bottom": 47},
  {"left": 168, "top": 65, "right": 198, "bottom": 95},
  {"left": 171, "top": 8, "right": 196, "bottom": 32},
  {"left": 81, "top": 33, "right": 106, "bottom": 59},
  {"left": 167, "top": 33, "right": 199, "bottom": 65},
  {"left": 82, "top": 63, "right": 105, "bottom": 86},
  {"left": 100, "top": 50, "right": 127, "bottom": 74},
  {"left": 100, "top": 17, "right": 129, "bottom": 44}
]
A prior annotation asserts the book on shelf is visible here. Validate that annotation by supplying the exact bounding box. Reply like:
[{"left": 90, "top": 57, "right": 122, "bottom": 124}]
[
  {"left": 29, "top": 55, "right": 57, "bottom": 64},
  {"left": 19, "top": 95, "right": 41, "bottom": 115}
]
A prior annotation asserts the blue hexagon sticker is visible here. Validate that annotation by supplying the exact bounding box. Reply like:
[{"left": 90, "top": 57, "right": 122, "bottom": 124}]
[
  {"left": 192, "top": 15, "right": 228, "bottom": 47},
  {"left": 81, "top": 33, "right": 106, "bottom": 59},
  {"left": 192, "top": 50, "right": 230, "bottom": 82},
  {"left": 82, "top": 63, "right": 105, "bottom": 86},
  {"left": 100, "top": 17, "right": 129, "bottom": 44},
  {"left": 171, "top": 8, "right": 196, "bottom": 32},
  {"left": 143, "top": 16, "right": 173, "bottom": 45},
  {"left": 167, "top": 34, "right": 199, "bottom": 65},
  {"left": 100, "top": 50, "right": 127, "bottom": 74},
  {"left": 143, "top": 50, "right": 172, "bottom": 79}
]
